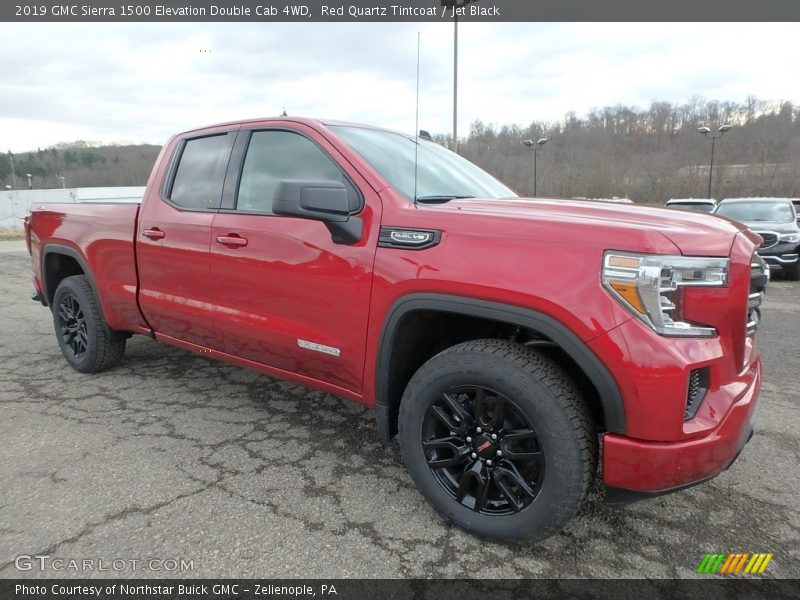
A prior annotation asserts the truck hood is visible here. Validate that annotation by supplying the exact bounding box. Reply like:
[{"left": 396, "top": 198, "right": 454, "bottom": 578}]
[{"left": 435, "top": 197, "right": 749, "bottom": 256}]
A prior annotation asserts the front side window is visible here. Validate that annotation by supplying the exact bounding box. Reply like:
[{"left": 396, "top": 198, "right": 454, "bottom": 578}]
[
  {"left": 169, "top": 134, "right": 233, "bottom": 209},
  {"left": 236, "top": 130, "right": 351, "bottom": 214}
]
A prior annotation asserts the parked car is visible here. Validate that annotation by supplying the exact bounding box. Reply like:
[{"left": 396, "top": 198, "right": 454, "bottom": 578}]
[
  {"left": 665, "top": 198, "right": 717, "bottom": 213},
  {"left": 25, "top": 117, "right": 766, "bottom": 542},
  {"left": 714, "top": 197, "right": 800, "bottom": 280}
]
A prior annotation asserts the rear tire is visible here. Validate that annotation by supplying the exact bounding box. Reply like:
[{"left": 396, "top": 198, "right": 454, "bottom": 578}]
[
  {"left": 398, "top": 339, "right": 595, "bottom": 543},
  {"left": 52, "top": 275, "right": 126, "bottom": 373}
]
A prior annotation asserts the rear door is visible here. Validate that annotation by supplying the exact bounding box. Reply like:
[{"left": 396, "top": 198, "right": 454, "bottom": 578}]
[
  {"left": 137, "top": 129, "right": 237, "bottom": 347},
  {"left": 209, "top": 124, "right": 380, "bottom": 393}
]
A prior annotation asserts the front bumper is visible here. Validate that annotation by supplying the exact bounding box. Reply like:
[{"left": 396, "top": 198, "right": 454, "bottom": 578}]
[
  {"left": 759, "top": 242, "right": 799, "bottom": 273},
  {"left": 602, "top": 357, "right": 761, "bottom": 495}
]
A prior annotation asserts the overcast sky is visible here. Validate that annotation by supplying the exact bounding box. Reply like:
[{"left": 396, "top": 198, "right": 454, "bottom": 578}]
[{"left": 1, "top": 22, "right": 799, "bottom": 152}]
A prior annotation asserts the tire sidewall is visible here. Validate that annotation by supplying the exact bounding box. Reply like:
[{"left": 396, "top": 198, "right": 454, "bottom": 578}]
[
  {"left": 399, "top": 347, "right": 589, "bottom": 542},
  {"left": 52, "top": 277, "right": 101, "bottom": 372}
]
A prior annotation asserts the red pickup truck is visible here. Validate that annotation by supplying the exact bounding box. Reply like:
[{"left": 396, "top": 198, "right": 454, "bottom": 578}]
[{"left": 25, "top": 117, "right": 767, "bottom": 542}]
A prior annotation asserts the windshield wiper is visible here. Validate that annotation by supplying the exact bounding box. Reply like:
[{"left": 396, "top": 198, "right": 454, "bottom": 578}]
[{"left": 415, "top": 195, "right": 475, "bottom": 204}]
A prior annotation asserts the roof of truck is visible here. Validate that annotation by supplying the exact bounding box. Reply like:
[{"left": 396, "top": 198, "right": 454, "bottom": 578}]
[{"left": 179, "top": 116, "right": 403, "bottom": 137}]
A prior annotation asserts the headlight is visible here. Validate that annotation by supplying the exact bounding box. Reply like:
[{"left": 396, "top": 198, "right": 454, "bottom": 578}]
[
  {"left": 779, "top": 233, "right": 800, "bottom": 243},
  {"left": 603, "top": 252, "right": 729, "bottom": 337}
]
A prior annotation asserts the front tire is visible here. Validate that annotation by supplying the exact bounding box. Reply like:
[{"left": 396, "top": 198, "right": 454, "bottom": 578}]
[
  {"left": 398, "top": 339, "right": 595, "bottom": 543},
  {"left": 52, "top": 275, "right": 126, "bottom": 373}
]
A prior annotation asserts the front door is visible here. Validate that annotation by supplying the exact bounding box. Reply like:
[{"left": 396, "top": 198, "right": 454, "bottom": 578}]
[{"left": 209, "top": 126, "right": 380, "bottom": 393}]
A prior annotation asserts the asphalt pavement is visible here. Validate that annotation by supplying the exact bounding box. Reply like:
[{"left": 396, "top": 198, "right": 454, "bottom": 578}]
[{"left": 0, "top": 245, "right": 798, "bottom": 579}]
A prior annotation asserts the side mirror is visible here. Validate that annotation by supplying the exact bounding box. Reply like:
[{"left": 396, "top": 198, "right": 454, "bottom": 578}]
[
  {"left": 273, "top": 180, "right": 351, "bottom": 222},
  {"left": 273, "top": 179, "right": 362, "bottom": 244}
]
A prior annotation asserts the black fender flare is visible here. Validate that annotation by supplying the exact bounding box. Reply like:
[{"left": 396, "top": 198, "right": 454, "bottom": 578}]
[
  {"left": 40, "top": 243, "right": 100, "bottom": 307},
  {"left": 375, "top": 293, "right": 626, "bottom": 441}
]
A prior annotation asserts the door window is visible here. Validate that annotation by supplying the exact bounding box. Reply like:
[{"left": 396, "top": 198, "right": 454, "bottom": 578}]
[
  {"left": 236, "top": 131, "right": 353, "bottom": 214},
  {"left": 169, "top": 134, "right": 233, "bottom": 209}
]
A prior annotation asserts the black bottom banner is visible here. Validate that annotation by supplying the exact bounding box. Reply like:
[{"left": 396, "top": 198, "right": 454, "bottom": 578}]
[{"left": 2, "top": 579, "right": 799, "bottom": 600}]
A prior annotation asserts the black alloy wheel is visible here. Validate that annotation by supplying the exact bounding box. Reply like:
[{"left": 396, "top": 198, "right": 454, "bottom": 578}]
[
  {"left": 52, "top": 275, "right": 126, "bottom": 373},
  {"left": 399, "top": 339, "right": 596, "bottom": 542},
  {"left": 422, "top": 385, "right": 545, "bottom": 515},
  {"left": 57, "top": 293, "right": 89, "bottom": 359}
]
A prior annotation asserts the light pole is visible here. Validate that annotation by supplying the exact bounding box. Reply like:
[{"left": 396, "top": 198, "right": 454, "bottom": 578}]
[
  {"left": 441, "top": 0, "right": 479, "bottom": 153},
  {"left": 7, "top": 152, "right": 16, "bottom": 188},
  {"left": 697, "top": 124, "right": 732, "bottom": 199},
  {"left": 453, "top": 11, "right": 457, "bottom": 152},
  {"left": 57, "top": 176, "right": 66, "bottom": 189},
  {"left": 26, "top": 173, "right": 32, "bottom": 190},
  {"left": 524, "top": 138, "right": 548, "bottom": 197}
]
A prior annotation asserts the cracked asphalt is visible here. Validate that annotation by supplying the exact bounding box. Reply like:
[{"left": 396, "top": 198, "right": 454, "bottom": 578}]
[{"left": 0, "top": 241, "right": 798, "bottom": 579}]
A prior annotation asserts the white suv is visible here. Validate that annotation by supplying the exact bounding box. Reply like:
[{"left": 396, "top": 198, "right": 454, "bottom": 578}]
[{"left": 665, "top": 198, "right": 717, "bottom": 213}]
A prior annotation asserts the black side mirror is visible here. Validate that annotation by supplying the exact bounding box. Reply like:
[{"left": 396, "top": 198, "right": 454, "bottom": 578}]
[
  {"left": 273, "top": 180, "right": 350, "bottom": 222},
  {"left": 273, "top": 179, "right": 362, "bottom": 244}
]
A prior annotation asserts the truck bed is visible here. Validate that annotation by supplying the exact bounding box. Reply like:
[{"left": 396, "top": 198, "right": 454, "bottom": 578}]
[{"left": 28, "top": 202, "right": 149, "bottom": 333}]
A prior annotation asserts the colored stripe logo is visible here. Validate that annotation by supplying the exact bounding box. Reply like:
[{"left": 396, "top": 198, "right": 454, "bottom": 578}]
[{"left": 696, "top": 553, "right": 773, "bottom": 574}]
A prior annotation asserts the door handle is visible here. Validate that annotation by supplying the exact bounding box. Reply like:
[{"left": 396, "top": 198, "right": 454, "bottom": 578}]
[
  {"left": 142, "top": 227, "right": 165, "bottom": 240},
  {"left": 216, "top": 234, "right": 248, "bottom": 248}
]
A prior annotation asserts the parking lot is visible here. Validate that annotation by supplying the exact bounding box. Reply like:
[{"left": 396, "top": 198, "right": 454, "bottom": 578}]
[{"left": 0, "top": 241, "right": 798, "bottom": 579}]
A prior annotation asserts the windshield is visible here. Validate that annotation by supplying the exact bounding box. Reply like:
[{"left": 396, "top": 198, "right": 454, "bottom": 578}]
[
  {"left": 715, "top": 201, "right": 795, "bottom": 223},
  {"left": 331, "top": 125, "right": 516, "bottom": 201}
]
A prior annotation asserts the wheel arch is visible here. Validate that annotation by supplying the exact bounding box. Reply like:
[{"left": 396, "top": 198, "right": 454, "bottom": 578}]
[
  {"left": 41, "top": 243, "right": 99, "bottom": 308},
  {"left": 375, "top": 293, "right": 626, "bottom": 442}
]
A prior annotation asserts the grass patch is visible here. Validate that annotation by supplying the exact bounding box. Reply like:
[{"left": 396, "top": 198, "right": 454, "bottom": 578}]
[{"left": 0, "top": 229, "right": 24, "bottom": 240}]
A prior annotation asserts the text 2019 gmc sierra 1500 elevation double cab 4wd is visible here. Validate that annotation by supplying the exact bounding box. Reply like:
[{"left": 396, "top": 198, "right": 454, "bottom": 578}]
[{"left": 25, "top": 117, "right": 767, "bottom": 542}]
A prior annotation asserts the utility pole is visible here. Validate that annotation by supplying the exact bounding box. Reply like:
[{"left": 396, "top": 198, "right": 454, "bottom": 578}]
[
  {"left": 453, "top": 14, "right": 458, "bottom": 153},
  {"left": 442, "top": 0, "right": 478, "bottom": 153}
]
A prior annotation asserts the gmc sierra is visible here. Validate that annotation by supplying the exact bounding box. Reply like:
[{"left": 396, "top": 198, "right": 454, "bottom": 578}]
[{"left": 25, "top": 117, "right": 767, "bottom": 542}]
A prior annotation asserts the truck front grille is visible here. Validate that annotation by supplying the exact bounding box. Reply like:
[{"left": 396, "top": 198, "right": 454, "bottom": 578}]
[{"left": 754, "top": 231, "right": 778, "bottom": 249}]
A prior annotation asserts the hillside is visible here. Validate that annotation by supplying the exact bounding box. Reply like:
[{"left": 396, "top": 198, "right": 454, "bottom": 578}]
[
  {"left": 3, "top": 98, "right": 799, "bottom": 202},
  {"left": 1, "top": 142, "right": 161, "bottom": 189},
  {"left": 451, "top": 98, "right": 800, "bottom": 202}
]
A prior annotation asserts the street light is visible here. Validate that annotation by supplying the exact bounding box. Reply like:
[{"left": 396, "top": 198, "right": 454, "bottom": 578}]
[
  {"left": 697, "top": 124, "right": 732, "bottom": 199},
  {"left": 6, "top": 152, "right": 16, "bottom": 188},
  {"left": 523, "top": 137, "right": 548, "bottom": 197},
  {"left": 26, "top": 173, "right": 32, "bottom": 190}
]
